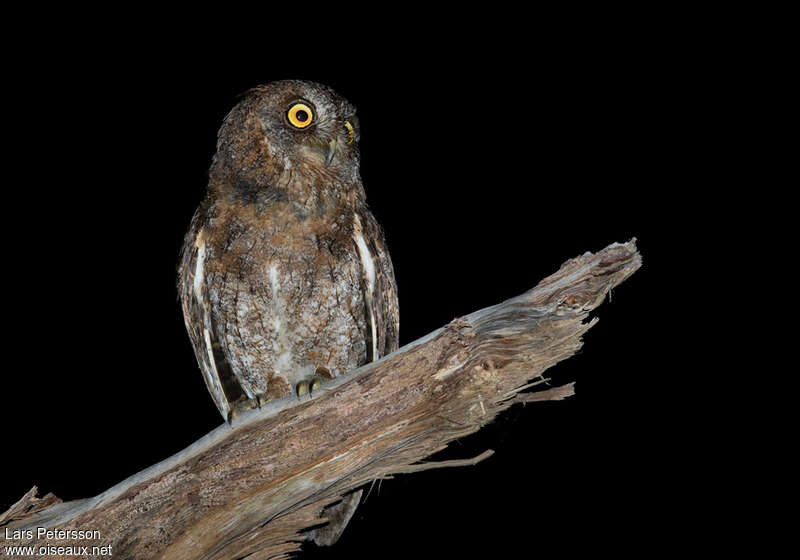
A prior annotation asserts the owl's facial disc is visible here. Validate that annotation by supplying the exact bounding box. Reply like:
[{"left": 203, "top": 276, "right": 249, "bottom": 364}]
[
  {"left": 245, "top": 81, "right": 361, "bottom": 178},
  {"left": 281, "top": 98, "right": 340, "bottom": 166}
]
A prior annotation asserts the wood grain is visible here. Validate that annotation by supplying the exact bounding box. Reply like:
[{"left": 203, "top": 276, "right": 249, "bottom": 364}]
[{"left": 1, "top": 240, "right": 641, "bottom": 560}]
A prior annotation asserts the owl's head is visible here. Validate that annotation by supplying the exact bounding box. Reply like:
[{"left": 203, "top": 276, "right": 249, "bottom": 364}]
[{"left": 211, "top": 80, "right": 362, "bottom": 198}]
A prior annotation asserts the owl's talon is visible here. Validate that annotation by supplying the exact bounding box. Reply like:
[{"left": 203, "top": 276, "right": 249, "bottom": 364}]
[
  {"left": 228, "top": 394, "right": 265, "bottom": 421},
  {"left": 296, "top": 376, "right": 325, "bottom": 398}
]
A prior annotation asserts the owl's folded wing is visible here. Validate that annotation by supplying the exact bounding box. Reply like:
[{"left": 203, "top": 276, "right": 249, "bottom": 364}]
[
  {"left": 359, "top": 210, "right": 400, "bottom": 359},
  {"left": 178, "top": 208, "right": 243, "bottom": 420}
]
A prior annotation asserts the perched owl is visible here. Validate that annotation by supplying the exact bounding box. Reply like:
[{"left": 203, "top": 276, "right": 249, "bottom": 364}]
[{"left": 178, "top": 80, "right": 399, "bottom": 423}]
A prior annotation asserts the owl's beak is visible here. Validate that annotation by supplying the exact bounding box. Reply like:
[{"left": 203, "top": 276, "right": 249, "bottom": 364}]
[{"left": 324, "top": 138, "right": 337, "bottom": 167}]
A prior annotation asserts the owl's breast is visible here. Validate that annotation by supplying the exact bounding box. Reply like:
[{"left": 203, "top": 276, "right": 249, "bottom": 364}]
[{"left": 201, "top": 210, "right": 369, "bottom": 394}]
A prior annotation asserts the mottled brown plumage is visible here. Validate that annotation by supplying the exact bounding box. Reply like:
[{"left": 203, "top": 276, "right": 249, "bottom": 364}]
[{"left": 179, "top": 81, "right": 399, "bottom": 424}]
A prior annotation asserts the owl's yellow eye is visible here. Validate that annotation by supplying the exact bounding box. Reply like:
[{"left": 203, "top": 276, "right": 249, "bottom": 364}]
[
  {"left": 344, "top": 120, "right": 355, "bottom": 144},
  {"left": 287, "top": 103, "right": 313, "bottom": 128}
]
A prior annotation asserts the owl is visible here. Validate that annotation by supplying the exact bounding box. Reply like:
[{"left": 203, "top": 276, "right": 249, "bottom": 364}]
[{"left": 178, "top": 80, "right": 399, "bottom": 423}]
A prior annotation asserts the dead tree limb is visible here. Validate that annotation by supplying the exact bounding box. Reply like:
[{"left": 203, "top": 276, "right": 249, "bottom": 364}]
[{"left": 1, "top": 240, "right": 641, "bottom": 560}]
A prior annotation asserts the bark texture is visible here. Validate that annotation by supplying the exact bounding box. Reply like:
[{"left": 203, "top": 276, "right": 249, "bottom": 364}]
[{"left": 1, "top": 240, "right": 641, "bottom": 560}]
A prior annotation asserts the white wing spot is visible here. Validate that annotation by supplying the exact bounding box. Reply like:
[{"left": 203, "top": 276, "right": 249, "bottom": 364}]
[
  {"left": 194, "top": 240, "right": 206, "bottom": 299},
  {"left": 203, "top": 327, "right": 225, "bottom": 404},
  {"left": 353, "top": 214, "right": 378, "bottom": 360},
  {"left": 194, "top": 234, "right": 230, "bottom": 416}
]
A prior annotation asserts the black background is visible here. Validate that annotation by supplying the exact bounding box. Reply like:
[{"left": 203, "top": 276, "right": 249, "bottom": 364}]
[{"left": 0, "top": 30, "right": 717, "bottom": 558}]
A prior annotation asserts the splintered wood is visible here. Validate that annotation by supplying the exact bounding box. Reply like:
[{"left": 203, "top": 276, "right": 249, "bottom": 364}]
[{"left": 1, "top": 240, "right": 641, "bottom": 560}]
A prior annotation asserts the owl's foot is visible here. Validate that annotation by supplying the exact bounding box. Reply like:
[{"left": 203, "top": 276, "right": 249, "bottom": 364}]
[
  {"left": 227, "top": 393, "right": 269, "bottom": 422},
  {"left": 295, "top": 365, "right": 334, "bottom": 398},
  {"left": 295, "top": 376, "right": 325, "bottom": 398}
]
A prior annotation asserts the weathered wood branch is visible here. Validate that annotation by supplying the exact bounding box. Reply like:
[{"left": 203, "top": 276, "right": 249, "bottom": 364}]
[{"left": 2, "top": 240, "right": 641, "bottom": 560}]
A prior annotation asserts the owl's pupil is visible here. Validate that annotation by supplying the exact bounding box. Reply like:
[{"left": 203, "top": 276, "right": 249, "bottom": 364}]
[{"left": 295, "top": 110, "right": 309, "bottom": 122}]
